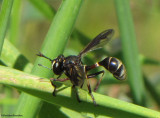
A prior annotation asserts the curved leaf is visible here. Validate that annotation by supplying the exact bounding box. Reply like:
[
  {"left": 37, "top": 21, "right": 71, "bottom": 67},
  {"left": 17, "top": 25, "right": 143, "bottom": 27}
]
[{"left": 0, "top": 66, "right": 159, "bottom": 118}]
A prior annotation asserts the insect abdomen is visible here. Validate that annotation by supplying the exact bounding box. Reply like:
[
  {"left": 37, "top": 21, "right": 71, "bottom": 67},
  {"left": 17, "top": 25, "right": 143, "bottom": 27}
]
[{"left": 98, "top": 57, "right": 126, "bottom": 80}]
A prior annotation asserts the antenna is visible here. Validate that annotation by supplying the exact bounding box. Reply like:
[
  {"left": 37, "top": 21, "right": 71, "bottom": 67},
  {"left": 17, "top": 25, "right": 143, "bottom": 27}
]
[
  {"left": 38, "top": 64, "right": 52, "bottom": 70},
  {"left": 37, "top": 52, "right": 52, "bottom": 62}
]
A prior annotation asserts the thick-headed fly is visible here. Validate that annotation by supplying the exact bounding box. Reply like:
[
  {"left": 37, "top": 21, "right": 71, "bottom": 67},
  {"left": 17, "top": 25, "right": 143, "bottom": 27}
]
[{"left": 37, "top": 29, "right": 126, "bottom": 105}]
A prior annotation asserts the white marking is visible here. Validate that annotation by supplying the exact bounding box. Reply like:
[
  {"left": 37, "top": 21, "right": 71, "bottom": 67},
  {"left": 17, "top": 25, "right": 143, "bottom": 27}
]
[
  {"left": 95, "top": 63, "right": 99, "bottom": 67},
  {"left": 52, "top": 61, "right": 56, "bottom": 67}
]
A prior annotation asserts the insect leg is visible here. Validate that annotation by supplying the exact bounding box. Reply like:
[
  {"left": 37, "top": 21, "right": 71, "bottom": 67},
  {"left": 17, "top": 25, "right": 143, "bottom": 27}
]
[
  {"left": 50, "top": 78, "right": 69, "bottom": 82},
  {"left": 50, "top": 79, "right": 57, "bottom": 96},
  {"left": 50, "top": 78, "right": 69, "bottom": 96},
  {"left": 85, "top": 63, "right": 99, "bottom": 71},
  {"left": 72, "top": 85, "right": 81, "bottom": 103},
  {"left": 80, "top": 83, "right": 84, "bottom": 88},
  {"left": 87, "top": 70, "right": 104, "bottom": 92},
  {"left": 56, "top": 72, "right": 64, "bottom": 79},
  {"left": 86, "top": 79, "right": 97, "bottom": 106}
]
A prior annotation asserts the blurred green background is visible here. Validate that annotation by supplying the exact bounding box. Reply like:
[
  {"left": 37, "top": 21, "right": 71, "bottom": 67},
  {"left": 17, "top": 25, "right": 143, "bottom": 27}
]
[{"left": 0, "top": 0, "right": 160, "bottom": 113}]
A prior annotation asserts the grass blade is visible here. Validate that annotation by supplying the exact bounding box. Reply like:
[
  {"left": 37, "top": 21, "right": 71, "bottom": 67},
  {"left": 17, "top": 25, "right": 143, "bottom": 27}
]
[
  {"left": 144, "top": 76, "right": 160, "bottom": 106},
  {"left": 140, "top": 54, "right": 160, "bottom": 65},
  {"left": 114, "top": 0, "right": 146, "bottom": 106},
  {"left": 9, "top": 0, "right": 22, "bottom": 45},
  {"left": 0, "top": 65, "right": 159, "bottom": 118},
  {"left": 29, "top": 0, "right": 55, "bottom": 20},
  {"left": 0, "top": 0, "right": 13, "bottom": 55},
  {"left": 14, "top": 0, "right": 83, "bottom": 117},
  {"left": 1, "top": 40, "right": 32, "bottom": 72}
]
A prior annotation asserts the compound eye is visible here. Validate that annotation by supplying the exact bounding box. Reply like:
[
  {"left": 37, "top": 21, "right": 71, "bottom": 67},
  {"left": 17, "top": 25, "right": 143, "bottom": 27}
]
[
  {"left": 52, "top": 61, "right": 63, "bottom": 75},
  {"left": 54, "top": 62, "right": 59, "bottom": 69}
]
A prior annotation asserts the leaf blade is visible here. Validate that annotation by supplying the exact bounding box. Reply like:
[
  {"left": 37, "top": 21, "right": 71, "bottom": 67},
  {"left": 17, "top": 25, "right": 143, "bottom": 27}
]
[{"left": 0, "top": 65, "right": 159, "bottom": 118}]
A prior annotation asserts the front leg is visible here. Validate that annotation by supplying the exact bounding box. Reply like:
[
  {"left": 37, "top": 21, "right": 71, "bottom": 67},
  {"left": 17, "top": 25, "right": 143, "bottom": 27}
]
[
  {"left": 50, "top": 78, "right": 69, "bottom": 96},
  {"left": 72, "top": 85, "right": 81, "bottom": 103}
]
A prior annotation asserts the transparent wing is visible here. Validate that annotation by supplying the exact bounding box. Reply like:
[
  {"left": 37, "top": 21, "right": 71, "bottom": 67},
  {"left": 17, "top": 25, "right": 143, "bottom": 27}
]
[{"left": 78, "top": 29, "right": 114, "bottom": 57}]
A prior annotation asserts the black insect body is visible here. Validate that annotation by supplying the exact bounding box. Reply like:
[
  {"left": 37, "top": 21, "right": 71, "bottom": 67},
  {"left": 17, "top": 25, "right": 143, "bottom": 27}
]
[{"left": 37, "top": 29, "right": 126, "bottom": 105}]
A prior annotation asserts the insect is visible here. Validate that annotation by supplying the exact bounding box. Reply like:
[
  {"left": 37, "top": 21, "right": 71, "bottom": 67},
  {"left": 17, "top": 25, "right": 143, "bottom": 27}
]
[{"left": 37, "top": 29, "right": 126, "bottom": 105}]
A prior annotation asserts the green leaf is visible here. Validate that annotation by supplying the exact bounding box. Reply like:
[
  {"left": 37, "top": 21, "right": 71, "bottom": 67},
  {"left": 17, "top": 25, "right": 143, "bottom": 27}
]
[
  {"left": 0, "top": 0, "right": 14, "bottom": 55},
  {"left": 144, "top": 76, "right": 160, "bottom": 106},
  {"left": 9, "top": 0, "right": 22, "bottom": 45},
  {"left": 140, "top": 54, "right": 160, "bottom": 65},
  {"left": 0, "top": 65, "right": 159, "bottom": 118},
  {"left": 1, "top": 40, "right": 33, "bottom": 72},
  {"left": 114, "top": 0, "right": 146, "bottom": 106},
  {"left": 29, "top": 0, "right": 55, "bottom": 20}
]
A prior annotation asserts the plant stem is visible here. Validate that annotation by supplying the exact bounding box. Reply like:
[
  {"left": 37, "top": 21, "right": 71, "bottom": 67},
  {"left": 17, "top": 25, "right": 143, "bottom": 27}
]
[
  {"left": 0, "top": 0, "right": 13, "bottom": 55},
  {"left": 29, "top": 0, "right": 55, "bottom": 20},
  {"left": 9, "top": 0, "right": 22, "bottom": 45},
  {"left": 14, "top": 0, "right": 83, "bottom": 117},
  {"left": 114, "top": 0, "right": 146, "bottom": 106},
  {"left": 0, "top": 65, "right": 160, "bottom": 118}
]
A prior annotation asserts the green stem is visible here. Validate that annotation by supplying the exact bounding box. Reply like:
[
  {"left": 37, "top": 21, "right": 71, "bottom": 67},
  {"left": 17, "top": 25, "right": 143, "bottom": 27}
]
[
  {"left": 144, "top": 76, "right": 160, "bottom": 106},
  {"left": 0, "top": 0, "right": 13, "bottom": 55},
  {"left": 0, "top": 65, "right": 160, "bottom": 118},
  {"left": 14, "top": 0, "right": 83, "bottom": 118},
  {"left": 1, "top": 40, "right": 33, "bottom": 72},
  {"left": 9, "top": 0, "right": 22, "bottom": 45},
  {"left": 29, "top": 0, "right": 55, "bottom": 20},
  {"left": 114, "top": 0, "right": 146, "bottom": 106}
]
